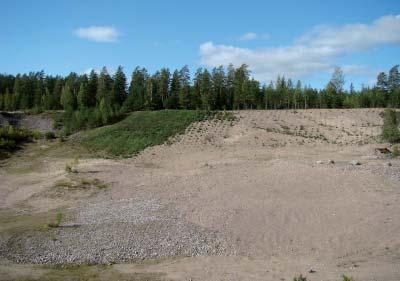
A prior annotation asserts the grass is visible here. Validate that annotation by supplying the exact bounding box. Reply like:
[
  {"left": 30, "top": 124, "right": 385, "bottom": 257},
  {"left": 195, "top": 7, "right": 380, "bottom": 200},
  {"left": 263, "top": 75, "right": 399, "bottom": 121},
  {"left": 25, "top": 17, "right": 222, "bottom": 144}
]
[
  {"left": 55, "top": 177, "right": 108, "bottom": 189},
  {"left": 47, "top": 210, "right": 63, "bottom": 228},
  {"left": 79, "top": 110, "right": 215, "bottom": 158}
]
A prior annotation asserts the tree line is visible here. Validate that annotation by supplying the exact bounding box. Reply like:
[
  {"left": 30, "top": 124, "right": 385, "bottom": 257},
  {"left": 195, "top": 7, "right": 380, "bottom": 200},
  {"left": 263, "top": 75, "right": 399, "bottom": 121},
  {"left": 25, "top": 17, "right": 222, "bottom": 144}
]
[{"left": 0, "top": 64, "right": 399, "bottom": 130}]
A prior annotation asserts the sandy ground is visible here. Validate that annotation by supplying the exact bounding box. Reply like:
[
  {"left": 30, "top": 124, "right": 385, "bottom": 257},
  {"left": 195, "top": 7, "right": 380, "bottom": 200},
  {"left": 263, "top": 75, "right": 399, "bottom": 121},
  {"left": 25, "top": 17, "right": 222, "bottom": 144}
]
[{"left": 0, "top": 109, "right": 400, "bottom": 281}]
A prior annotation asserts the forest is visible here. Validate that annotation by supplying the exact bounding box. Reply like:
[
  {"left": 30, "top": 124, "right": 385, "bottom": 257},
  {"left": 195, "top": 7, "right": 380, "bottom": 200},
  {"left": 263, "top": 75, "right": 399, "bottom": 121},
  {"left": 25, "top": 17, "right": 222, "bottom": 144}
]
[{"left": 0, "top": 64, "right": 399, "bottom": 133}]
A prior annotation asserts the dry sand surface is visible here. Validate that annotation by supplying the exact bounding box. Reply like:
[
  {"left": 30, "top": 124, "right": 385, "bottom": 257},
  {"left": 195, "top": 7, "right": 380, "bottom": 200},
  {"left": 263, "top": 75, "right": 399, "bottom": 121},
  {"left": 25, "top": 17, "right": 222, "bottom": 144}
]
[{"left": 0, "top": 109, "right": 400, "bottom": 281}]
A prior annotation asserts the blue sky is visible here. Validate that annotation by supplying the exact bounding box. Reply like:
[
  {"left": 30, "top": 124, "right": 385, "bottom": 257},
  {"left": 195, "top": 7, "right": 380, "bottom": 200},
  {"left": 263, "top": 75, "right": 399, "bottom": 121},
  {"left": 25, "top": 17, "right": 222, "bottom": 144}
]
[{"left": 1, "top": 0, "right": 400, "bottom": 89}]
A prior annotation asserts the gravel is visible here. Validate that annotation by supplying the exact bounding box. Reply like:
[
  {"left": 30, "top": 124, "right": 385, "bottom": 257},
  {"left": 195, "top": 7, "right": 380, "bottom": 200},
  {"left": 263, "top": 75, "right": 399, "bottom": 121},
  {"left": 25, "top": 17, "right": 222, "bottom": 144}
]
[{"left": 0, "top": 198, "right": 232, "bottom": 265}]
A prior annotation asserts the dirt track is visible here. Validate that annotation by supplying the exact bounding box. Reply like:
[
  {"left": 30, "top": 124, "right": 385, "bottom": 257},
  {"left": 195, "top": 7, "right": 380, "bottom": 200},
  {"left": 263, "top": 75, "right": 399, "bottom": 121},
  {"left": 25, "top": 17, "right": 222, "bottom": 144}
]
[{"left": 1, "top": 109, "right": 400, "bottom": 281}]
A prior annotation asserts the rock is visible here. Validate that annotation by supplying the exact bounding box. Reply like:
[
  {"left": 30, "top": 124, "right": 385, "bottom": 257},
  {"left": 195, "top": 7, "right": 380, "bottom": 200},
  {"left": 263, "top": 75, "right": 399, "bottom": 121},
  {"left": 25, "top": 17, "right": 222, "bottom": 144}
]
[
  {"left": 385, "top": 162, "right": 392, "bottom": 167},
  {"left": 350, "top": 160, "right": 361, "bottom": 166},
  {"left": 328, "top": 159, "right": 335, "bottom": 164}
]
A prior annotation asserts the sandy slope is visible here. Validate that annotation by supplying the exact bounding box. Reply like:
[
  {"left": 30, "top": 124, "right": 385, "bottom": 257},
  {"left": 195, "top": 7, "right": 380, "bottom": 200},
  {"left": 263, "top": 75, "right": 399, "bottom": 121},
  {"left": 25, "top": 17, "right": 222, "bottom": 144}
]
[{"left": 1, "top": 109, "right": 400, "bottom": 281}]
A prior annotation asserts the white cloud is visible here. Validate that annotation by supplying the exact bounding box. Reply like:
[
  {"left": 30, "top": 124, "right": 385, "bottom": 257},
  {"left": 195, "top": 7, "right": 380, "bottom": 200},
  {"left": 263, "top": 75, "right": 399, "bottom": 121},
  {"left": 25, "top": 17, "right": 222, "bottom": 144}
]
[
  {"left": 200, "top": 15, "right": 400, "bottom": 81},
  {"left": 239, "top": 32, "right": 257, "bottom": 41},
  {"left": 239, "top": 32, "right": 270, "bottom": 41},
  {"left": 74, "top": 26, "right": 119, "bottom": 42}
]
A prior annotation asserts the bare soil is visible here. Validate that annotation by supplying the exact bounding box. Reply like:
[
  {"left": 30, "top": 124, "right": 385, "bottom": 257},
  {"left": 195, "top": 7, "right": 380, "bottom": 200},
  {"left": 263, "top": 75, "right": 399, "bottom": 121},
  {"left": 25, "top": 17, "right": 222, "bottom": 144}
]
[{"left": 0, "top": 109, "right": 399, "bottom": 281}]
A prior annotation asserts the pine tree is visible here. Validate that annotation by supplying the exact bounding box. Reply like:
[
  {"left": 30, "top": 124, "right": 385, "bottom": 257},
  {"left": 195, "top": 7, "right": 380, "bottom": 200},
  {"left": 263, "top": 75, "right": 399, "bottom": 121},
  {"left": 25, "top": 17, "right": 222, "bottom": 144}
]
[
  {"left": 52, "top": 77, "right": 63, "bottom": 109},
  {"left": 226, "top": 64, "right": 235, "bottom": 110},
  {"left": 388, "top": 65, "right": 400, "bottom": 93},
  {"left": 42, "top": 87, "right": 54, "bottom": 110},
  {"left": 13, "top": 76, "right": 21, "bottom": 109},
  {"left": 112, "top": 66, "right": 127, "bottom": 106},
  {"left": 293, "top": 80, "right": 302, "bottom": 109},
  {"left": 178, "top": 65, "right": 191, "bottom": 109},
  {"left": 77, "top": 78, "right": 90, "bottom": 109},
  {"left": 87, "top": 70, "right": 98, "bottom": 107},
  {"left": 167, "top": 70, "right": 180, "bottom": 109},
  {"left": 60, "top": 83, "right": 75, "bottom": 110},
  {"left": 211, "top": 66, "right": 227, "bottom": 110},
  {"left": 97, "top": 67, "right": 113, "bottom": 105},
  {"left": 233, "top": 64, "right": 250, "bottom": 109},
  {"left": 125, "top": 67, "right": 148, "bottom": 111},
  {"left": 200, "top": 69, "right": 213, "bottom": 110},
  {"left": 158, "top": 68, "right": 170, "bottom": 109},
  {"left": 192, "top": 68, "right": 203, "bottom": 109}
]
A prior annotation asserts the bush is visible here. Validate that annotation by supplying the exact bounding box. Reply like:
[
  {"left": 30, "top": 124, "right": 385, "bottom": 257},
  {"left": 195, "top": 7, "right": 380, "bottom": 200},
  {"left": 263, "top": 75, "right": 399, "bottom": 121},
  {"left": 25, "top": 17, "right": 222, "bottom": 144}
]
[
  {"left": 0, "top": 126, "right": 33, "bottom": 151},
  {"left": 393, "top": 145, "right": 400, "bottom": 157},
  {"left": 32, "top": 130, "right": 42, "bottom": 140},
  {"left": 45, "top": 131, "right": 56, "bottom": 140},
  {"left": 342, "top": 275, "right": 354, "bottom": 281},
  {"left": 382, "top": 109, "right": 400, "bottom": 143}
]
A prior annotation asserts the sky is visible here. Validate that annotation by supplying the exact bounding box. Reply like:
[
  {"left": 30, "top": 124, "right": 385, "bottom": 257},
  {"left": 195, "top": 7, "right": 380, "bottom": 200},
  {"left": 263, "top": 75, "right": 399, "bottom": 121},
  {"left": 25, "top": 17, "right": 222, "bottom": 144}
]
[{"left": 1, "top": 0, "right": 400, "bottom": 89}]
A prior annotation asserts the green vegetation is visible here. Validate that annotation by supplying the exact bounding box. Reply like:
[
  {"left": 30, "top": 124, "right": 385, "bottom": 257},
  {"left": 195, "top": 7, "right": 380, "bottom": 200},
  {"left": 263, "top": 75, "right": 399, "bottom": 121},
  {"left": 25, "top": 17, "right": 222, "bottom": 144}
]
[
  {"left": 382, "top": 109, "right": 400, "bottom": 143},
  {"left": 0, "top": 125, "right": 34, "bottom": 158},
  {"left": 80, "top": 110, "right": 214, "bottom": 157},
  {"left": 55, "top": 178, "right": 108, "bottom": 189},
  {"left": 342, "top": 275, "right": 354, "bottom": 281},
  {"left": 47, "top": 210, "right": 63, "bottom": 228},
  {"left": 392, "top": 145, "right": 400, "bottom": 157},
  {"left": 1, "top": 65, "right": 400, "bottom": 119},
  {"left": 293, "top": 274, "right": 307, "bottom": 281},
  {"left": 44, "top": 131, "right": 56, "bottom": 139}
]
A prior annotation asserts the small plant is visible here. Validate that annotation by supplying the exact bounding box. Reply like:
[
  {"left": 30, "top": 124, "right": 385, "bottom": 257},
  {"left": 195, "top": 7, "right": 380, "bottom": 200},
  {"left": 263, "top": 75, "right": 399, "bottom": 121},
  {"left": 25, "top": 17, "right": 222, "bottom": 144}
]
[
  {"left": 342, "top": 275, "right": 354, "bottom": 281},
  {"left": 45, "top": 131, "right": 56, "bottom": 140},
  {"left": 65, "top": 158, "right": 79, "bottom": 173},
  {"left": 293, "top": 274, "right": 307, "bottom": 281},
  {"left": 47, "top": 210, "right": 63, "bottom": 228},
  {"left": 65, "top": 163, "right": 72, "bottom": 173},
  {"left": 32, "top": 130, "right": 42, "bottom": 140},
  {"left": 392, "top": 145, "right": 400, "bottom": 158},
  {"left": 55, "top": 211, "right": 63, "bottom": 225}
]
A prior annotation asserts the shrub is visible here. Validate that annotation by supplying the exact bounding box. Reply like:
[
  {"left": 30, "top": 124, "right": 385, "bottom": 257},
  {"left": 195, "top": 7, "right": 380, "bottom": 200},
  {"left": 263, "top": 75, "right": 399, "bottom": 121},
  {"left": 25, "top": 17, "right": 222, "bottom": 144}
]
[
  {"left": 45, "top": 131, "right": 56, "bottom": 140},
  {"left": 382, "top": 109, "right": 400, "bottom": 143},
  {"left": 392, "top": 145, "right": 400, "bottom": 157},
  {"left": 342, "top": 275, "right": 354, "bottom": 281},
  {"left": 293, "top": 275, "right": 307, "bottom": 281},
  {"left": 32, "top": 130, "right": 42, "bottom": 140},
  {"left": 0, "top": 126, "right": 33, "bottom": 151}
]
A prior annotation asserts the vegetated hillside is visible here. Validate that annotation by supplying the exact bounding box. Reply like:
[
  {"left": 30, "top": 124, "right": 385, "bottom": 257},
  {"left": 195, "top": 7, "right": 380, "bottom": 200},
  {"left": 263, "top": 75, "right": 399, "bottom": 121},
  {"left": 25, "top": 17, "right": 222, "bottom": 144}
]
[{"left": 79, "top": 110, "right": 214, "bottom": 158}]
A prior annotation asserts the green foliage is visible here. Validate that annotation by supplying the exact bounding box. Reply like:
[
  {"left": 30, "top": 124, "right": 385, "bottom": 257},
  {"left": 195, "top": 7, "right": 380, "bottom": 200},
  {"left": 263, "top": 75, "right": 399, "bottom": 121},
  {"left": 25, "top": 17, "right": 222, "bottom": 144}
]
[
  {"left": 293, "top": 274, "right": 307, "bottom": 281},
  {"left": 48, "top": 210, "right": 63, "bottom": 228},
  {"left": 392, "top": 145, "right": 400, "bottom": 157},
  {"left": 55, "top": 211, "right": 63, "bottom": 226},
  {"left": 2, "top": 64, "right": 400, "bottom": 114},
  {"left": 44, "top": 131, "right": 56, "bottom": 140},
  {"left": 60, "top": 106, "right": 123, "bottom": 135},
  {"left": 382, "top": 109, "right": 400, "bottom": 143},
  {"left": 0, "top": 126, "right": 33, "bottom": 156},
  {"left": 80, "top": 110, "right": 215, "bottom": 157},
  {"left": 342, "top": 275, "right": 354, "bottom": 281}
]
